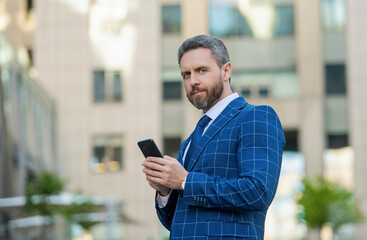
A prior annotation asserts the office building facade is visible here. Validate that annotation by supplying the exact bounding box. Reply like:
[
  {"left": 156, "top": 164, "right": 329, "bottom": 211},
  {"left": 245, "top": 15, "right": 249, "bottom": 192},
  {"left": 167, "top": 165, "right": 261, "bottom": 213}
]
[{"left": 0, "top": 0, "right": 366, "bottom": 239}]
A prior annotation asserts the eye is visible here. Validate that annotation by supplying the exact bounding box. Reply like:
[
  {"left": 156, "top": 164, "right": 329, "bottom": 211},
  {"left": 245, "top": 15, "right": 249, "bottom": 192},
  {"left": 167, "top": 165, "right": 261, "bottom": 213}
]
[
  {"left": 182, "top": 72, "right": 190, "bottom": 79},
  {"left": 199, "top": 69, "right": 207, "bottom": 74}
]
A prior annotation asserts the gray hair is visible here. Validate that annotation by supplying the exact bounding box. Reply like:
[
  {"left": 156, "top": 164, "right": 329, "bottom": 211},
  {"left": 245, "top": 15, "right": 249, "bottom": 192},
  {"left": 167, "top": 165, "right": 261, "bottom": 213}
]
[{"left": 178, "top": 35, "right": 230, "bottom": 67}]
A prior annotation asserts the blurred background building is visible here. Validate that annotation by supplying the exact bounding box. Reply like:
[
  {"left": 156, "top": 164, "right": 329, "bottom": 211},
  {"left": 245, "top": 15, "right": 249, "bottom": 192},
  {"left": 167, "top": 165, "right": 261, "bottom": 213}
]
[{"left": 0, "top": 0, "right": 366, "bottom": 239}]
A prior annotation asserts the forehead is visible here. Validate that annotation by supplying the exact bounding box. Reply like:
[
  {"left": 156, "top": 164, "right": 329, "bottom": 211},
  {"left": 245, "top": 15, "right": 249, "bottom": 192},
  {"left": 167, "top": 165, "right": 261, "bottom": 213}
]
[{"left": 179, "top": 48, "right": 218, "bottom": 70}]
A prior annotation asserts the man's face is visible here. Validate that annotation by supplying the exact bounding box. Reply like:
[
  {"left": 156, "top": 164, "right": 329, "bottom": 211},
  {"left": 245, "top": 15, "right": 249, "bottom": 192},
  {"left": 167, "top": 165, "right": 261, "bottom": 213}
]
[{"left": 180, "top": 48, "right": 226, "bottom": 112}]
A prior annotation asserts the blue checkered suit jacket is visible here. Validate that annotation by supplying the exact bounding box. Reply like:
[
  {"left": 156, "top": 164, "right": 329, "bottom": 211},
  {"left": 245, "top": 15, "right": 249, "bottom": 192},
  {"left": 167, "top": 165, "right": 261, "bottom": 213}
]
[{"left": 156, "top": 97, "right": 285, "bottom": 239}]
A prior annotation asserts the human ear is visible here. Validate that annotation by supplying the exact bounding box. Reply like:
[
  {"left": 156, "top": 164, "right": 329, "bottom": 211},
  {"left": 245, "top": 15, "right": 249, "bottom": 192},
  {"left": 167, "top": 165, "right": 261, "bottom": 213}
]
[{"left": 222, "top": 62, "right": 232, "bottom": 81}]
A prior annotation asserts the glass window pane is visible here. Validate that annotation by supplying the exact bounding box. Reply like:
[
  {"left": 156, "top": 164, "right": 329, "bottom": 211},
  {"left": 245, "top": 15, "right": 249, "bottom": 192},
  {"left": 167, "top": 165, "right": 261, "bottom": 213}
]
[
  {"left": 322, "top": 0, "right": 346, "bottom": 32},
  {"left": 113, "top": 72, "right": 122, "bottom": 101},
  {"left": 258, "top": 87, "right": 269, "bottom": 97},
  {"left": 236, "top": 8, "right": 253, "bottom": 37},
  {"left": 210, "top": 1, "right": 295, "bottom": 39},
  {"left": 109, "top": 146, "right": 122, "bottom": 171},
  {"left": 92, "top": 145, "right": 106, "bottom": 173},
  {"left": 91, "top": 135, "right": 123, "bottom": 173},
  {"left": 272, "top": 71, "right": 299, "bottom": 98},
  {"left": 325, "top": 64, "right": 346, "bottom": 94},
  {"left": 93, "top": 146, "right": 105, "bottom": 164},
  {"left": 26, "top": 0, "right": 33, "bottom": 13},
  {"left": 93, "top": 70, "right": 105, "bottom": 102},
  {"left": 162, "top": 5, "right": 181, "bottom": 34},
  {"left": 163, "top": 137, "right": 181, "bottom": 158},
  {"left": 274, "top": 5, "right": 294, "bottom": 36},
  {"left": 241, "top": 88, "right": 251, "bottom": 98},
  {"left": 232, "top": 69, "right": 299, "bottom": 99},
  {"left": 327, "top": 134, "right": 348, "bottom": 149},
  {"left": 113, "top": 147, "right": 122, "bottom": 163},
  {"left": 163, "top": 82, "right": 182, "bottom": 100},
  {"left": 209, "top": 6, "right": 233, "bottom": 37},
  {"left": 209, "top": 6, "right": 252, "bottom": 37},
  {"left": 284, "top": 130, "right": 298, "bottom": 151}
]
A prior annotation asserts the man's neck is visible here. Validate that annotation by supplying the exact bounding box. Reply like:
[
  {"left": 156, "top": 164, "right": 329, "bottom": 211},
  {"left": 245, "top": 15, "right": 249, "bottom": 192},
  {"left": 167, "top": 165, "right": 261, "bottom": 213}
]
[
  {"left": 203, "top": 93, "right": 239, "bottom": 121},
  {"left": 203, "top": 90, "right": 233, "bottom": 113}
]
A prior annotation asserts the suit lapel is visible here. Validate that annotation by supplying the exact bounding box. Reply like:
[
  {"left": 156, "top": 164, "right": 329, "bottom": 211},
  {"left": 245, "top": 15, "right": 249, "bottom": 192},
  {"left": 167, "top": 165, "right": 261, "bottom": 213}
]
[{"left": 186, "top": 97, "right": 248, "bottom": 171}]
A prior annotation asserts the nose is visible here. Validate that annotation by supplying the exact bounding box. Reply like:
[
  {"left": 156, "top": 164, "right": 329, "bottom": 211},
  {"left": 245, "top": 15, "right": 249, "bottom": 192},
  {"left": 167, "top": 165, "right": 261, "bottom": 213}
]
[{"left": 189, "top": 73, "right": 200, "bottom": 86}]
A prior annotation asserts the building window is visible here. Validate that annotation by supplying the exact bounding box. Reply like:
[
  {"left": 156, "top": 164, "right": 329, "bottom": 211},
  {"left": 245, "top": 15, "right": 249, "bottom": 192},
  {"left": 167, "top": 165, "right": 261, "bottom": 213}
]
[
  {"left": 25, "top": 0, "right": 33, "bottom": 20},
  {"left": 241, "top": 88, "right": 251, "bottom": 98},
  {"left": 162, "top": 5, "right": 181, "bottom": 34},
  {"left": 93, "top": 70, "right": 122, "bottom": 103},
  {"left": 163, "top": 82, "right": 182, "bottom": 100},
  {"left": 274, "top": 5, "right": 294, "bottom": 36},
  {"left": 27, "top": 48, "right": 33, "bottom": 67},
  {"left": 325, "top": 64, "right": 346, "bottom": 94},
  {"left": 232, "top": 68, "right": 299, "bottom": 99},
  {"left": 321, "top": 0, "right": 346, "bottom": 32},
  {"left": 327, "top": 134, "right": 348, "bottom": 149},
  {"left": 209, "top": 1, "right": 294, "bottom": 39},
  {"left": 258, "top": 87, "right": 270, "bottom": 97},
  {"left": 209, "top": 5, "right": 252, "bottom": 38},
  {"left": 91, "top": 135, "right": 123, "bottom": 173},
  {"left": 284, "top": 130, "right": 298, "bottom": 152},
  {"left": 163, "top": 137, "right": 181, "bottom": 158},
  {"left": 162, "top": 68, "right": 182, "bottom": 100}
]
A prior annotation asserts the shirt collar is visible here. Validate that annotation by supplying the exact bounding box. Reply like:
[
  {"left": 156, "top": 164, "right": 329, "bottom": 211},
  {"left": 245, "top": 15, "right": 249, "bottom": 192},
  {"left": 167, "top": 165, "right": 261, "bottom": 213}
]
[{"left": 204, "top": 93, "right": 239, "bottom": 121}]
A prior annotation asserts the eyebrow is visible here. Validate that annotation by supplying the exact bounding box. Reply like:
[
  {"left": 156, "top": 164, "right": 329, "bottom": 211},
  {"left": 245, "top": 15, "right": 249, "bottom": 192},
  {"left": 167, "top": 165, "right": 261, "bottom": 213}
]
[
  {"left": 181, "top": 65, "right": 209, "bottom": 73},
  {"left": 195, "top": 66, "right": 209, "bottom": 71}
]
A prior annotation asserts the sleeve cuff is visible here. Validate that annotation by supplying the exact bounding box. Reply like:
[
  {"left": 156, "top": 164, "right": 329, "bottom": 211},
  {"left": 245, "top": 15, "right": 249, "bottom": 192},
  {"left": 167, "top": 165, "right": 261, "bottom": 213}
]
[{"left": 156, "top": 189, "right": 173, "bottom": 208}]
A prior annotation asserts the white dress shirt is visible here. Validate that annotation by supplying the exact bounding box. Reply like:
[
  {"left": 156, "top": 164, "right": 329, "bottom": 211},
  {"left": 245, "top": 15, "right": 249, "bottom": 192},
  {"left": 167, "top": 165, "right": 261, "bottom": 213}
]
[{"left": 157, "top": 93, "right": 239, "bottom": 207}]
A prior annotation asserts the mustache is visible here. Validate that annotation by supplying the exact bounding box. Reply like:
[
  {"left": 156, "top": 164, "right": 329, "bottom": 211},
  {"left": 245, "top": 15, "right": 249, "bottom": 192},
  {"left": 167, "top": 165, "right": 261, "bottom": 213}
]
[{"left": 190, "top": 87, "right": 206, "bottom": 95}]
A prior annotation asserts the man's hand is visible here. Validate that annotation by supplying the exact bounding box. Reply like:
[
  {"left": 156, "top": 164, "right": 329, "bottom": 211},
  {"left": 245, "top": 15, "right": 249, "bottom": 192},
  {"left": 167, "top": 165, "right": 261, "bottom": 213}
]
[
  {"left": 142, "top": 155, "right": 188, "bottom": 191},
  {"left": 145, "top": 177, "right": 171, "bottom": 196}
]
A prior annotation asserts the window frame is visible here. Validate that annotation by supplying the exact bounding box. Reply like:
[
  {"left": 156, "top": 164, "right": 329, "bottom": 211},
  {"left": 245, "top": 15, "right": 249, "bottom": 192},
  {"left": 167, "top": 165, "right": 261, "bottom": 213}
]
[
  {"left": 162, "top": 5, "right": 182, "bottom": 34},
  {"left": 93, "top": 69, "right": 123, "bottom": 103},
  {"left": 90, "top": 135, "right": 123, "bottom": 173},
  {"left": 325, "top": 64, "right": 347, "bottom": 95}
]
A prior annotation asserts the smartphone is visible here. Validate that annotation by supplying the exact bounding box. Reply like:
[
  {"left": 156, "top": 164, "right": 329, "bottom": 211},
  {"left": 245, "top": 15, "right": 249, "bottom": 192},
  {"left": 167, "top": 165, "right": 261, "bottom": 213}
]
[{"left": 137, "top": 139, "right": 163, "bottom": 158}]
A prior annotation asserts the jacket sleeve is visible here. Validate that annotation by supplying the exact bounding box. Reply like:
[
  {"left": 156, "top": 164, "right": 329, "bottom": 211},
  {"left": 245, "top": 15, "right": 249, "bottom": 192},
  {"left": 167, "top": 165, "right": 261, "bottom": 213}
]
[
  {"left": 155, "top": 189, "right": 179, "bottom": 231},
  {"left": 154, "top": 138, "right": 189, "bottom": 230},
  {"left": 182, "top": 106, "right": 285, "bottom": 212}
]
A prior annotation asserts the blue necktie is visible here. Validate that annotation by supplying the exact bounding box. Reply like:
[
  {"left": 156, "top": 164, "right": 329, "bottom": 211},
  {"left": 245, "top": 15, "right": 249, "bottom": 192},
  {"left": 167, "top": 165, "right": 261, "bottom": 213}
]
[{"left": 184, "top": 115, "right": 211, "bottom": 169}]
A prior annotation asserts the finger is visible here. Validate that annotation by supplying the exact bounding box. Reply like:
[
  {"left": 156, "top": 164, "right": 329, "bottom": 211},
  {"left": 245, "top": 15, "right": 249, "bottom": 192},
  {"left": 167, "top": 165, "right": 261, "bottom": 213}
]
[
  {"left": 146, "top": 156, "right": 167, "bottom": 165},
  {"left": 146, "top": 174, "right": 157, "bottom": 185},
  {"left": 147, "top": 175, "right": 165, "bottom": 186},
  {"left": 163, "top": 156, "right": 182, "bottom": 168},
  {"left": 142, "top": 167, "right": 160, "bottom": 177},
  {"left": 143, "top": 167, "right": 165, "bottom": 179},
  {"left": 142, "top": 160, "right": 165, "bottom": 172}
]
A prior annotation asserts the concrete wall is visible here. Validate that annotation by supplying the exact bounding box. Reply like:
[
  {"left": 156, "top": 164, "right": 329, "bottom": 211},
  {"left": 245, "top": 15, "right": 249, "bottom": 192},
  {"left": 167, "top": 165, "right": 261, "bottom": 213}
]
[{"left": 347, "top": 0, "right": 367, "bottom": 237}]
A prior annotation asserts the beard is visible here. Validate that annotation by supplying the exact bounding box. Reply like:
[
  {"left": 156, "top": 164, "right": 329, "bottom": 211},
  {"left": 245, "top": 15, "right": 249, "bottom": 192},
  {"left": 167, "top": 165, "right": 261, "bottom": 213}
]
[{"left": 187, "top": 78, "right": 224, "bottom": 111}]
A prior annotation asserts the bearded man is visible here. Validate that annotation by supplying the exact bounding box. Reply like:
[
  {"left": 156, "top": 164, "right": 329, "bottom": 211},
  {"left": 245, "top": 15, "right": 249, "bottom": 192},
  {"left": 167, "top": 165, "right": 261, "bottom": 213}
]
[{"left": 142, "top": 35, "right": 285, "bottom": 240}]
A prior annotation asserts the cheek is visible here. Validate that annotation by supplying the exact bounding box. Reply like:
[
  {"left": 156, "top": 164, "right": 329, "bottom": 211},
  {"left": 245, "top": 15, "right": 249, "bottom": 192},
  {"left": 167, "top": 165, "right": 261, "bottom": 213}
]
[
  {"left": 183, "top": 82, "right": 191, "bottom": 93},
  {"left": 204, "top": 74, "right": 219, "bottom": 89}
]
